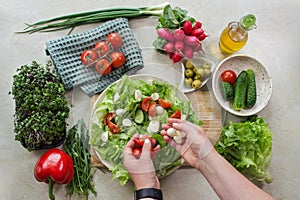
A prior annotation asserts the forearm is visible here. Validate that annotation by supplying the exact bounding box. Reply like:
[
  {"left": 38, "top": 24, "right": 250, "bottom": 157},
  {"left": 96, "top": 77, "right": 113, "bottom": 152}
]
[{"left": 197, "top": 149, "right": 275, "bottom": 200}]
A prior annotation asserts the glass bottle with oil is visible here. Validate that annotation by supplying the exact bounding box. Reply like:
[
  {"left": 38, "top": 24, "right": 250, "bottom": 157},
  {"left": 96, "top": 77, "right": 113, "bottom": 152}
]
[{"left": 219, "top": 14, "right": 256, "bottom": 54}]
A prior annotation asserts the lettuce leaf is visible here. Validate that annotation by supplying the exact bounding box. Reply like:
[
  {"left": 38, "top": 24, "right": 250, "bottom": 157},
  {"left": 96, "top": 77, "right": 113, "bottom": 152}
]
[{"left": 215, "top": 116, "right": 273, "bottom": 183}]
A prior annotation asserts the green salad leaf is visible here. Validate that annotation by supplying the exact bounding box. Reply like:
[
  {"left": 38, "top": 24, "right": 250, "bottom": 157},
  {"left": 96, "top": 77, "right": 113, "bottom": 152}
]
[
  {"left": 215, "top": 116, "right": 273, "bottom": 183},
  {"left": 90, "top": 75, "right": 202, "bottom": 185}
]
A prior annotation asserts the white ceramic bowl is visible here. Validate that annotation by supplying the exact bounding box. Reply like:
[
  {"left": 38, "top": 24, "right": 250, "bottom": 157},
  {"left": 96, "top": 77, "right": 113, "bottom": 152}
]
[
  {"left": 179, "top": 56, "right": 216, "bottom": 93},
  {"left": 212, "top": 54, "right": 272, "bottom": 116}
]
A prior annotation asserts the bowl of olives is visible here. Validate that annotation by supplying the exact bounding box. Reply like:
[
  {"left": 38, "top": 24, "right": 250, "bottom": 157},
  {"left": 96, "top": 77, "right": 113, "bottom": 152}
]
[{"left": 179, "top": 56, "right": 215, "bottom": 93}]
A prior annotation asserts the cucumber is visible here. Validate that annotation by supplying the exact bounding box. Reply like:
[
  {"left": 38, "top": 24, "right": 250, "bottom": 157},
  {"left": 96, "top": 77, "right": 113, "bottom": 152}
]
[
  {"left": 220, "top": 81, "right": 234, "bottom": 100},
  {"left": 233, "top": 71, "right": 248, "bottom": 111},
  {"left": 134, "top": 109, "right": 144, "bottom": 124},
  {"left": 246, "top": 69, "right": 257, "bottom": 108}
]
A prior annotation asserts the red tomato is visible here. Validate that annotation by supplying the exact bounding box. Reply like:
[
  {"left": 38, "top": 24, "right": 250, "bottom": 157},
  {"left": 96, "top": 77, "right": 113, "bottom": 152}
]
[
  {"left": 132, "top": 148, "right": 142, "bottom": 159},
  {"left": 81, "top": 49, "right": 98, "bottom": 67},
  {"left": 170, "top": 110, "right": 181, "bottom": 119},
  {"left": 108, "top": 121, "right": 120, "bottom": 134},
  {"left": 103, "top": 112, "right": 115, "bottom": 126},
  {"left": 221, "top": 70, "right": 237, "bottom": 85},
  {"left": 95, "top": 59, "right": 112, "bottom": 75},
  {"left": 109, "top": 52, "right": 125, "bottom": 68},
  {"left": 94, "top": 41, "right": 110, "bottom": 57},
  {"left": 141, "top": 97, "right": 152, "bottom": 112},
  {"left": 107, "top": 33, "right": 123, "bottom": 49},
  {"left": 158, "top": 98, "right": 172, "bottom": 109},
  {"left": 148, "top": 102, "right": 157, "bottom": 118}
]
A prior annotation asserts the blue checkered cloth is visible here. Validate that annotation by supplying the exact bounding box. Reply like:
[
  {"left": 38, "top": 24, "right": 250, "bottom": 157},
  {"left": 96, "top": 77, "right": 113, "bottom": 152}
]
[{"left": 45, "top": 18, "right": 144, "bottom": 96}]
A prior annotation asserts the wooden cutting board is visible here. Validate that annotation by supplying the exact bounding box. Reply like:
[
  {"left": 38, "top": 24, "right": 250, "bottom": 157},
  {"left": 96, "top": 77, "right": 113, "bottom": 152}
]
[{"left": 90, "top": 90, "right": 223, "bottom": 169}]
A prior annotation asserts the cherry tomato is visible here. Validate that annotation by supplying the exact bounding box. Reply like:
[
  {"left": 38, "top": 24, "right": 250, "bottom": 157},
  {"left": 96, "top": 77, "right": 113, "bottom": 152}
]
[
  {"left": 170, "top": 110, "right": 181, "bottom": 119},
  {"left": 94, "top": 41, "right": 110, "bottom": 57},
  {"left": 95, "top": 58, "right": 112, "bottom": 75},
  {"left": 141, "top": 97, "right": 152, "bottom": 112},
  {"left": 109, "top": 52, "right": 125, "bottom": 68},
  {"left": 81, "top": 49, "right": 98, "bottom": 67},
  {"left": 148, "top": 102, "right": 157, "bottom": 118},
  {"left": 132, "top": 147, "right": 142, "bottom": 159},
  {"left": 158, "top": 98, "right": 172, "bottom": 109},
  {"left": 134, "top": 136, "right": 156, "bottom": 148},
  {"left": 107, "top": 33, "right": 123, "bottom": 49},
  {"left": 221, "top": 70, "right": 237, "bottom": 85}
]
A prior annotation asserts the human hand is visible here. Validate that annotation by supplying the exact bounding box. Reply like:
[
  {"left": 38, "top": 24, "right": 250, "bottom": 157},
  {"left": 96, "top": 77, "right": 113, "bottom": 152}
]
[
  {"left": 161, "top": 118, "right": 213, "bottom": 170},
  {"left": 123, "top": 134, "right": 160, "bottom": 190}
]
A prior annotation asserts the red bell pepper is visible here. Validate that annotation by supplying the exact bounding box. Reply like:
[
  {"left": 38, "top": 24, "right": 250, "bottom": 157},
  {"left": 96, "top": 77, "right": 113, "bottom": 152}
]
[{"left": 34, "top": 148, "right": 74, "bottom": 200}]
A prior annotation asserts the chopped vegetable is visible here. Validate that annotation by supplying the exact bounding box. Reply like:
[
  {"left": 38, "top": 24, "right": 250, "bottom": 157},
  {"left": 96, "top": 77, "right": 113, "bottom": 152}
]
[
  {"left": 11, "top": 61, "right": 70, "bottom": 151},
  {"left": 215, "top": 116, "right": 273, "bottom": 183},
  {"left": 17, "top": 3, "right": 170, "bottom": 34},
  {"left": 34, "top": 148, "right": 74, "bottom": 200},
  {"left": 63, "top": 119, "right": 97, "bottom": 199}
]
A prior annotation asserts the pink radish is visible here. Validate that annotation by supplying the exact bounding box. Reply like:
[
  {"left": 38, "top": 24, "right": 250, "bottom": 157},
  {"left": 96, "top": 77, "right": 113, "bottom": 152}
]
[
  {"left": 183, "top": 20, "right": 193, "bottom": 35},
  {"left": 193, "top": 43, "right": 204, "bottom": 53},
  {"left": 173, "top": 29, "right": 185, "bottom": 41},
  {"left": 184, "top": 35, "right": 200, "bottom": 46},
  {"left": 157, "top": 28, "right": 175, "bottom": 41},
  {"left": 172, "top": 51, "right": 183, "bottom": 63},
  {"left": 183, "top": 45, "right": 194, "bottom": 59},
  {"left": 193, "top": 21, "right": 202, "bottom": 30},
  {"left": 198, "top": 33, "right": 208, "bottom": 41},
  {"left": 191, "top": 28, "right": 204, "bottom": 37},
  {"left": 175, "top": 40, "right": 184, "bottom": 51},
  {"left": 164, "top": 42, "right": 175, "bottom": 54}
]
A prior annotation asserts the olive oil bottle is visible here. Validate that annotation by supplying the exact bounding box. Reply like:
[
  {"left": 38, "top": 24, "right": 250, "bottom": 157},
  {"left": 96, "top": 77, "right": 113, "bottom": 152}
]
[{"left": 219, "top": 14, "right": 256, "bottom": 54}]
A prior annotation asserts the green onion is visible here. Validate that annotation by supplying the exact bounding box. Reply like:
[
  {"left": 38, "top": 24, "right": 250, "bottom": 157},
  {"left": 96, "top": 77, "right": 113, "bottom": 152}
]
[{"left": 17, "top": 3, "right": 169, "bottom": 34}]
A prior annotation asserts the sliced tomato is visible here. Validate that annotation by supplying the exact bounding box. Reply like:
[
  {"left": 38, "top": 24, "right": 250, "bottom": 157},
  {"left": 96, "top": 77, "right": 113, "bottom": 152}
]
[
  {"left": 134, "top": 138, "right": 145, "bottom": 148},
  {"left": 158, "top": 98, "right": 172, "bottom": 109},
  {"left": 103, "top": 112, "right": 115, "bottom": 126},
  {"left": 132, "top": 147, "right": 142, "bottom": 159},
  {"left": 108, "top": 121, "right": 120, "bottom": 134},
  {"left": 94, "top": 41, "right": 110, "bottom": 57},
  {"left": 148, "top": 101, "right": 157, "bottom": 118},
  {"left": 141, "top": 97, "right": 152, "bottom": 112},
  {"left": 170, "top": 110, "right": 181, "bottom": 119}
]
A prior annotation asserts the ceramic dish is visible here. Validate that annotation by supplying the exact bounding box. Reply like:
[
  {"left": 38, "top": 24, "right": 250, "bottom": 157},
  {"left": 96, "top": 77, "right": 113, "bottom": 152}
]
[
  {"left": 179, "top": 56, "right": 216, "bottom": 93},
  {"left": 212, "top": 54, "right": 272, "bottom": 116}
]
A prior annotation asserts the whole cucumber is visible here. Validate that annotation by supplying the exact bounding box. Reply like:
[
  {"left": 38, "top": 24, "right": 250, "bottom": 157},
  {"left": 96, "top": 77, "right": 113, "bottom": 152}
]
[
  {"left": 233, "top": 71, "right": 248, "bottom": 111},
  {"left": 246, "top": 69, "right": 257, "bottom": 108}
]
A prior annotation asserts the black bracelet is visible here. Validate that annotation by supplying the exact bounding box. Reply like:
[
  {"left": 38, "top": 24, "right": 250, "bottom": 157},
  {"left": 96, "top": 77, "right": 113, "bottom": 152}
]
[{"left": 134, "top": 188, "right": 163, "bottom": 200}]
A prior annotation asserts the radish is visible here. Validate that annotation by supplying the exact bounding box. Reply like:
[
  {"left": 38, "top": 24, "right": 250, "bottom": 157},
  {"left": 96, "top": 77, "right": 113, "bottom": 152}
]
[
  {"left": 172, "top": 51, "right": 183, "bottom": 63},
  {"left": 175, "top": 40, "right": 184, "bottom": 51},
  {"left": 157, "top": 28, "right": 175, "bottom": 41},
  {"left": 199, "top": 33, "right": 208, "bottom": 41},
  {"left": 184, "top": 35, "right": 200, "bottom": 46},
  {"left": 191, "top": 28, "right": 204, "bottom": 37},
  {"left": 193, "top": 21, "right": 202, "bottom": 30},
  {"left": 183, "top": 20, "right": 193, "bottom": 35},
  {"left": 173, "top": 28, "right": 185, "bottom": 41},
  {"left": 183, "top": 45, "right": 194, "bottom": 59},
  {"left": 193, "top": 43, "right": 204, "bottom": 53},
  {"left": 163, "top": 42, "right": 175, "bottom": 54}
]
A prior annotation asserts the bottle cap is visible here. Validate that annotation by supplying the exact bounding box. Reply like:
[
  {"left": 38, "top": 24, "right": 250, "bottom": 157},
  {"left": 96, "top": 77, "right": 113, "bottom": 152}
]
[{"left": 240, "top": 14, "right": 256, "bottom": 30}]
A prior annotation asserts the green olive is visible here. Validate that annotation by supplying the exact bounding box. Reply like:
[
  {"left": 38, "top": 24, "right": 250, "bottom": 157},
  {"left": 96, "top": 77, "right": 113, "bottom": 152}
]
[
  {"left": 185, "top": 69, "right": 194, "bottom": 78},
  {"left": 197, "top": 68, "right": 205, "bottom": 77},
  {"left": 185, "top": 60, "right": 195, "bottom": 69},
  {"left": 192, "top": 79, "right": 202, "bottom": 89},
  {"left": 184, "top": 78, "right": 193, "bottom": 87},
  {"left": 202, "top": 62, "right": 211, "bottom": 69},
  {"left": 203, "top": 68, "right": 211, "bottom": 77},
  {"left": 194, "top": 74, "right": 203, "bottom": 81}
]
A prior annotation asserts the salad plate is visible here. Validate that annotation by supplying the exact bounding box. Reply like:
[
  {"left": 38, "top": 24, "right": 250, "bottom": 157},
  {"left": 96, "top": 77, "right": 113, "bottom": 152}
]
[{"left": 89, "top": 74, "right": 202, "bottom": 185}]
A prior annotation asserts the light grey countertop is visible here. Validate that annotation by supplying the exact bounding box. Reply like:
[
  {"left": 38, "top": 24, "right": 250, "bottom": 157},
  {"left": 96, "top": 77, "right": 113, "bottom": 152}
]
[{"left": 1, "top": 0, "right": 299, "bottom": 199}]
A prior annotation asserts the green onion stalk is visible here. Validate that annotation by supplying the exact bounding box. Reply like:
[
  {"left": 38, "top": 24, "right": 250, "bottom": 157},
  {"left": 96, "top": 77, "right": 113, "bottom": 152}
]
[{"left": 17, "top": 2, "right": 169, "bottom": 34}]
